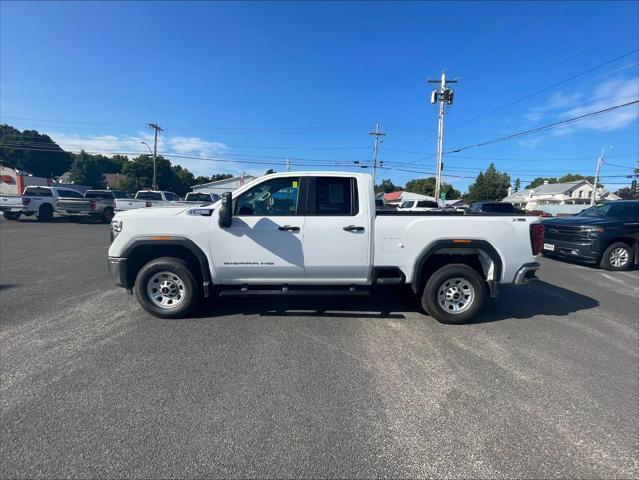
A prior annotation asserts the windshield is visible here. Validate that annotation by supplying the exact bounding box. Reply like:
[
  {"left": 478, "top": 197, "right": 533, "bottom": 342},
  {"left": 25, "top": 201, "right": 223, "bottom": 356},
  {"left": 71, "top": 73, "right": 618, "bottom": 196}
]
[
  {"left": 136, "top": 191, "right": 162, "bottom": 200},
  {"left": 85, "top": 191, "right": 114, "bottom": 199},
  {"left": 482, "top": 203, "right": 516, "bottom": 213},
  {"left": 578, "top": 202, "right": 639, "bottom": 218},
  {"left": 185, "top": 193, "right": 212, "bottom": 202}
]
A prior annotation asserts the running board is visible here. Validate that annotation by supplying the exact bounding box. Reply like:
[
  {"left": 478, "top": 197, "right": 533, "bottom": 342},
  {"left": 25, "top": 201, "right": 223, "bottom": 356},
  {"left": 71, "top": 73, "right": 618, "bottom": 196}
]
[{"left": 219, "top": 286, "right": 370, "bottom": 297}]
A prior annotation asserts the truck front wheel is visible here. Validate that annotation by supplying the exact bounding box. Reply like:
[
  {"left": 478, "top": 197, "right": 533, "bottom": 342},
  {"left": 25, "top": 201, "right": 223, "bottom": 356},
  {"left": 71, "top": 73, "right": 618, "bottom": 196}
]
[
  {"left": 421, "top": 264, "right": 486, "bottom": 324},
  {"left": 600, "top": 242, "right": 634, "bottom": 271},
  {"left": 134, "top": 257, "right": 199, "bottom": 318}
]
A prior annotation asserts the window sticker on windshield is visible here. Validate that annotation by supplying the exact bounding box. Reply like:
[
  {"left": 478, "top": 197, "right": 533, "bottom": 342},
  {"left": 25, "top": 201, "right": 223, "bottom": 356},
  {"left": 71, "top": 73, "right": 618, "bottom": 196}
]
[{"left": 292, "top": 181, "right": 298, "bottom": 188}]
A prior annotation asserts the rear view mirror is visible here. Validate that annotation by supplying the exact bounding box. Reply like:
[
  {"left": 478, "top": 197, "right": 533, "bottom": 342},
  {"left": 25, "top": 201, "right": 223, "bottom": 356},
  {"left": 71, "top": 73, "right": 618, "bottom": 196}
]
[{"left": 218, "top": 192, "right": 232, "bottom": 227}]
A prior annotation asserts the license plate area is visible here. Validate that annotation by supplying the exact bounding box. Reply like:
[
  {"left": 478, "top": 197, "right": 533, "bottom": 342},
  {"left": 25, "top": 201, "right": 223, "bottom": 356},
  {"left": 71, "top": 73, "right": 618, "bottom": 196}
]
[{"left": 543, "top": 243, "right": 555, "bottom": 251}]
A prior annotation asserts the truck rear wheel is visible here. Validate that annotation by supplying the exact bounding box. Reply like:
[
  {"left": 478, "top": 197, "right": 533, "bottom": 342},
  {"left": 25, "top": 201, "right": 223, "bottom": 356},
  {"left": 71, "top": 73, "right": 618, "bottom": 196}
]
[
  {"left": 3, "top": 212, "right": 21, "bottom": 220},
  {"left": 134, "top": 257, "right": 199, "bottom": 318},
  {"left": 421, "top": 264, "right": 485, "bottom": 324},
  {"left": 37, "top": 204, "right": 54, "bottom": 221}
]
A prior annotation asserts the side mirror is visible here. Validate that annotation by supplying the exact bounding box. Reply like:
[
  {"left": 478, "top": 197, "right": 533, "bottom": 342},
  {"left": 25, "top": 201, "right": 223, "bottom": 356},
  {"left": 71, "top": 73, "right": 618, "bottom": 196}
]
[{"left": 218, "top": 192, "right": 232, "bottom": 228}]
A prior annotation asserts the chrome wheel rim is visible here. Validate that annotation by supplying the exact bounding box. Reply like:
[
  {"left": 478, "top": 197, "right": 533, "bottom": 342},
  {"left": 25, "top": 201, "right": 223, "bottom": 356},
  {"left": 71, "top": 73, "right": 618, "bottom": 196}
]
[
  {"left": 147, "top": 271, "right": 186, "bottom": 309},
  {"left": 437, "top": 277, "right": 475, "bottom": 314},
  {"left": 610, "top": 247, "right": 629, "bottom": 268}
]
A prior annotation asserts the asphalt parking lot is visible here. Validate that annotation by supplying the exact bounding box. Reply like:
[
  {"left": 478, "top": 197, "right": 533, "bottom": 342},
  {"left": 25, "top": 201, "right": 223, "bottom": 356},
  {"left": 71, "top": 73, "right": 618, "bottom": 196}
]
[{"left": 1, "top": 215, "right": 638, "bottom": 479}]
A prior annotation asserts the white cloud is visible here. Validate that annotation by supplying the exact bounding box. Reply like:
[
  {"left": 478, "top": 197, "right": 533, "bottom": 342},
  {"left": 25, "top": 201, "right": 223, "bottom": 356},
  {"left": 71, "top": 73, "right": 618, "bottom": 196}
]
[
  {"left": 49, "top": 131, "right": 246, "bottom": 177},
  {"left": 523, "top": 75, "right": 639, "bottom": 136}
]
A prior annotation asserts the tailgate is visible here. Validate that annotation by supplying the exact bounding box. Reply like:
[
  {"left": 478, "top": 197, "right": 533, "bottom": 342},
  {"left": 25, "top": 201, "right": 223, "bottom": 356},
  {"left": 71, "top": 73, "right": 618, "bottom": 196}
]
[
  {"left": 58, "top": 199, "right": 92, "bottom": 212},
  {"left": 0, "top": 195, "right": 23, "bottom": 208}
]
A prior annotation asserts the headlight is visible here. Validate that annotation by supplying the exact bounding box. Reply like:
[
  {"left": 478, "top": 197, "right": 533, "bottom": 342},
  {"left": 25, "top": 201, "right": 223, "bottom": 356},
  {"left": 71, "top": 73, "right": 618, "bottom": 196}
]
[
  {"left": 582, "top": 226, "right": 604, "bottom": 233},
  {"left": 111, "top": 220, "right": 123, "bottom": 240}
]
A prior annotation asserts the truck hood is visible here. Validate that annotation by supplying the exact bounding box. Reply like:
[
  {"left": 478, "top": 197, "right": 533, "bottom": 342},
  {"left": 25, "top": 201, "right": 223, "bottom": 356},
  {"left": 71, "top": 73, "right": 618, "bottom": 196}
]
[
  {"left": 115, "top": 206, "right": 189, "bottom": 218},
  {"left": 542, "top": 216, "right": 612, "bottom": 227}
]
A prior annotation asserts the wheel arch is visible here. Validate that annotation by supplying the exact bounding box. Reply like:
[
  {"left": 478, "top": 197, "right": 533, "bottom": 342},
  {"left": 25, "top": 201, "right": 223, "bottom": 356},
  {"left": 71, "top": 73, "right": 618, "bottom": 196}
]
[
  {"left": 121, "top": 237, "right": 212, "bottom": 295},
  {"left": 411, "top": 239, "right": 503, "bottom": 294}
]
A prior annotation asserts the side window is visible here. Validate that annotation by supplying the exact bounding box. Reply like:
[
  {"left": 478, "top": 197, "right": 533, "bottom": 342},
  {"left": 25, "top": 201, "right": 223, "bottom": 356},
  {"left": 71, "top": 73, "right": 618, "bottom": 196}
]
[
  {"left": 235, "top": 177, "right": 300, "bottom": 216},
  {"left": 164, "top": 192, "right": 179, "bottom": 201},
  {"left": 312, "top": 177, "right": 358, "bottom": 216}
]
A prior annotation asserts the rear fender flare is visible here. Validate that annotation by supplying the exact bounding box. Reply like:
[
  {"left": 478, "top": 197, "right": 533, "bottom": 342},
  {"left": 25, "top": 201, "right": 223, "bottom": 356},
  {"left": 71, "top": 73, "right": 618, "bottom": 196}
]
[{"left": 411, "top": 239, "right": 503, "bottom": 293}]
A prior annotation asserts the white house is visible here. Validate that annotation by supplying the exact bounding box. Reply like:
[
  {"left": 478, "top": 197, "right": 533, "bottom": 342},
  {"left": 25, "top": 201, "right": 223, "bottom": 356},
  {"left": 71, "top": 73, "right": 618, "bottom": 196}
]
[
  {"left": 191, "top": 175, "right": 258, "bottom": 196},
  {"left": 502, "top": 180, "right": 621, "bottom": 211}
]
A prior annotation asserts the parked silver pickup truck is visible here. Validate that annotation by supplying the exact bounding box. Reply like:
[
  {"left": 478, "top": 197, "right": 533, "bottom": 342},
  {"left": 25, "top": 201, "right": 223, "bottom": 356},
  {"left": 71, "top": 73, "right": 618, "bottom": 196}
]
[{"left": 57, "top": 190, "right": 131, "bottom": 223}]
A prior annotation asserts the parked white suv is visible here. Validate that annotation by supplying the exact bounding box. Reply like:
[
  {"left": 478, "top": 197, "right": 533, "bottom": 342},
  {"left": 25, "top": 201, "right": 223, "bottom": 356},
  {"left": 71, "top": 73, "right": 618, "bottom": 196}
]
[{"left": 108, "top": 172, "right": 543, "bottom": 324}]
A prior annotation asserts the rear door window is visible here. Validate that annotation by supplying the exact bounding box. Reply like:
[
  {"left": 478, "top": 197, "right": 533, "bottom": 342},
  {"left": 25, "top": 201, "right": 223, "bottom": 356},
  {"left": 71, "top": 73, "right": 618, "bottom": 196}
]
[
  {"left": 416, "top": 200, "right": 438, "bottom": 208},
  {"left": 164, "top": 192, "right": 179, "bottom": 201},
  {"left": 58, "top": 189, "right": 84, "bottom": 198},
  {"left": 309, "top": 177, "right": 358, "bottom": 216},
  {"left": 23, "top": 187, "right": 52, "bottom": 197}
]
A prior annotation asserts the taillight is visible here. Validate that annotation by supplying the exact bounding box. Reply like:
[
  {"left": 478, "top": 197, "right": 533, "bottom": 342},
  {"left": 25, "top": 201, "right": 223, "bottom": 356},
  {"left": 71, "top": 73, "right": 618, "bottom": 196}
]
[
  {"left": 89, "top": 201, "right": 97, "bottom": 210},
  {"left": 22, "top": 198, "right": 31, "bottom": 206},
  {"left": 530, "top": 223, "right": 544, "bottom": 256}
]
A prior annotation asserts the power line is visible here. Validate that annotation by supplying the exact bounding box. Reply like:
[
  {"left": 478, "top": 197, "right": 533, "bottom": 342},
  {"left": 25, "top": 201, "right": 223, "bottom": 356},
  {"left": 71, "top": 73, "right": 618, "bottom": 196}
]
[
  {"left": 445, "top": 99, "right": 639, "bottom": 155},
  {"left": 448, "top": 48, "right": 639, "bottom": 130}
]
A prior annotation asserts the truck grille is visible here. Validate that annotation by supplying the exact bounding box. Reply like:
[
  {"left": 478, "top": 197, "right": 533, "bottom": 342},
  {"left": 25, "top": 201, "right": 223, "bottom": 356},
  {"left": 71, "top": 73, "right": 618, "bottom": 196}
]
[{"left": 544, "top": 225, "right": 591, "bottom": 242}]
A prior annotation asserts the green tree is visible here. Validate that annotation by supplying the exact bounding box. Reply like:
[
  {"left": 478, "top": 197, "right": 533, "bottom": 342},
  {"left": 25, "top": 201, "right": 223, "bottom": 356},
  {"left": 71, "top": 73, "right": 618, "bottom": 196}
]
[
  {"left": 375, "top": 178, "right": 401, "bottom": 194},
  {"left": 526, "top": 173, "right": 601, "bottom": 189},
  {"left": 464, "top": 164, "right": 511, "bottom": 203},
  {"left": 193, "top": 173, "right": 234, "bottom": 185},
  {"left": 0, "top": 124, "right": 73, "bottom": 177},
  {"left": 68, "top": 150, "right": 107, "bottom": 188},
  {"left": 513, "top": 178, "right": 521, "bottom": 192},
  {"left": 120, "top": 155, "right": 197, "bottom": 196},
  {"left": 405, "top": 177, "right": 460, "bottom": 199}
]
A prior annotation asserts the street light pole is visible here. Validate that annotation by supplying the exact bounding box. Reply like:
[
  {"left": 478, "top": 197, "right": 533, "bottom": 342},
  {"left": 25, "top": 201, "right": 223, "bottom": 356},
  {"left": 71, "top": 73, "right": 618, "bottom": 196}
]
[
  {"left": 148, "top": 123, "right": 163, "bottom": 190},
  {"left": 428, "top": 72, "right": 457, "bottom": 206},
  {"left": 140, "top": 141, "right": 155, "bottom": 189}
]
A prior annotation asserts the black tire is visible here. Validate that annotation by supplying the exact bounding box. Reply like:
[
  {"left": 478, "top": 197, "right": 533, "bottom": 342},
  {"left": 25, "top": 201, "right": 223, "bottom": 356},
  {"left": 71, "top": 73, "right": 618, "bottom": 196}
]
[
  {"left": 37, "top": 203, "right": 54, "bottom": 221},
  {"left": 421, "top": 264, "right": 486, "bottom": 324},
  {"left": 600, "top": 242, "right": 634, "bottom": 271},
  {"left": 134, "top": 257, "right": 200, "bottom": 318},
  {"left": 101, "top": 207, "right": 115, "bottom": 224},
  {"left": 3, "top": 212, "right": 21, "bottom": 220}
]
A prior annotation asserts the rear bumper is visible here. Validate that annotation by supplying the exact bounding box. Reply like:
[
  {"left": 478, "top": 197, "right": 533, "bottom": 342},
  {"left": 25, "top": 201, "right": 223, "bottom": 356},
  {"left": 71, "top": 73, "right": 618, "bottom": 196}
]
[
  {"left": 108, "top": 257, "right": 129, "bottom": 288},
  {"left": 0, "top": 206, "right": 26, "bottom": 213},
  {"left": 514, "top": 262, "right": 540, "bottom": 285}
]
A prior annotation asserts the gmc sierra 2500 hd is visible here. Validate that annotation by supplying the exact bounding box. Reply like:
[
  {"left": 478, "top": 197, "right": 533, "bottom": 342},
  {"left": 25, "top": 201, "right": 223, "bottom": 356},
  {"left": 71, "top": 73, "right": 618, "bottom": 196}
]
[{"left": 108, "top": 172, "right": 543, "bottom": 324}]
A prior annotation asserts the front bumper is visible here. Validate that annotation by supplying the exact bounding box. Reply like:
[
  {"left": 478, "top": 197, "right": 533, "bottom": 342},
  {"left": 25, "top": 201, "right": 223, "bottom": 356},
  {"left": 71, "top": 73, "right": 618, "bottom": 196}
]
[
  {"left": 541, "top": 238, "right": 601, "bottom": 262},
  {"left": 108, "top": 257, "right": 129, "bottom": 288},
  {"left": 514, "top": 262, "right": 540, "bottom": 285}
]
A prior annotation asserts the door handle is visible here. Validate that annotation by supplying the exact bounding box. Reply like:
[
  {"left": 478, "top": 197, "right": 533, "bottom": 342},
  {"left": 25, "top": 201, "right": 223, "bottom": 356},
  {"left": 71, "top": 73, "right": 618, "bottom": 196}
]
[
  {"left": 278, "top": 225, "right": 300, "bottom": 232},
  {"left": 343, "top": 225, "right": 365, "bottom": 232}
]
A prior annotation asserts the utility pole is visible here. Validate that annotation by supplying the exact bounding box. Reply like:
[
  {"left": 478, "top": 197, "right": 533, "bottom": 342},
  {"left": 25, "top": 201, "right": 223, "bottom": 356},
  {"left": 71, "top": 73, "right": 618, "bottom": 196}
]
[
  {"left": 369, "top": 123, "right": 385, "bottom": 185},
  {"left": 428, "top": 72, "right": 457, "bottom": 206},
  {"left": 286, "top": 158, "right": 291, "bottom": 172},
  {"left": 148, "top": 123, "right": 163, "bottom": 190},
  {"left": 591, "top": 147, "right": 604, "bottom": 205}
]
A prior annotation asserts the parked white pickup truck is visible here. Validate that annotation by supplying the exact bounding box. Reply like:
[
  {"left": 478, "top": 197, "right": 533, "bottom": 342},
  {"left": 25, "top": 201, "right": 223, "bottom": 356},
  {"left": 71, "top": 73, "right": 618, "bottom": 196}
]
[
  {"left": 114, "top": 190, "right": 181, "bottom": 212},
  {"left": 108, "top": 172, "right": 543, "bottom": 324},
  {"left": 0, "top": 185, "right": 84, "bottom": 221}
]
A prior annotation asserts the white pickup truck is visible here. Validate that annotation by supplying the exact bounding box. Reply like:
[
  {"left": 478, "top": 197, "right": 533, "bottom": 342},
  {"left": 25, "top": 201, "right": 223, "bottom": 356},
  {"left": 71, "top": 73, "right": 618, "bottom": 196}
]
[
  {"left": 0, "top": 185, "right": 85, "bottom": 221},
  {"left": 114, "top": 190, "right": 181, "bottom": 212},
  {"left": 108, "top": 172, "right": 543, "bottom": 324}
]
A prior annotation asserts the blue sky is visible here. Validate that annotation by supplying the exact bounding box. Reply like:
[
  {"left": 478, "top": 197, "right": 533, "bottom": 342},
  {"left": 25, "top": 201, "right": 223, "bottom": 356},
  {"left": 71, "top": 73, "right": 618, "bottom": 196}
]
[{"left": 1, "top": 1, "right": 638, "bottom": 191}]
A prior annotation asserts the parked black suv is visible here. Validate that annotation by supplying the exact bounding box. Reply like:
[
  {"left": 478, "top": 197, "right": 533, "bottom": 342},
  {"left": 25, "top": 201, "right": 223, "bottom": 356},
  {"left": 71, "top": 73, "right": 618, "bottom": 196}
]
[{"left": 542, "top": 200, "right": 639, "bottom": 271}]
